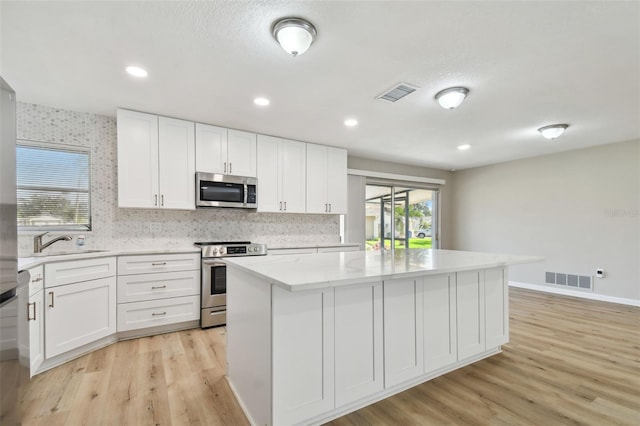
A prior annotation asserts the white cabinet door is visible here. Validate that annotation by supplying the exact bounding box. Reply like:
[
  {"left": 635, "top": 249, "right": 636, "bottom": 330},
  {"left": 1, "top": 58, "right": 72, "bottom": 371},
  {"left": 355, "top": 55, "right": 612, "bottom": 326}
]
[
  {"left": 227, "top": 129, "right": 256, "bottom": 177},
  {"left": 158, "top": 116, "right": 195, "bottom": 210},
  {"left": 28, "top": 290, "right": 44, "bottom": 374},
  {"left": 335, "top": 281, "right": 383, "bottom": 407},
  {"left": 195, "top": 123, "right": 227, "bottom": 174},
  {"left": 383, "top": 277, "right": 424, "bottom": 388},
  {"left": 272, "top": 286, "right": 334, "bottom": 425},
  {"left": 326, "top": 147, "right": 347, "bottom": 214},
  {"left": 423, "top": 274, "right": 457, "bottom": 373},
  {"left": 456, "top": 270, "right": 485, "bottom": 360},
  {"left": 280, "top": 139, "right": 306, "bottom": 213},
  {"left": 45, "top": 276, "right": 116, "bottom": 359},
  {"left": 256, "top": 135, "right": 280, "bottom": 212},
  {"left": 306, "top": 143, "right": 328, "bottom": 213},
  {"left": 485, "top": 267, "right": 509, "bottom": 349},
  {"left": 117, "top": 109, "right": 159, "bottom": 208}
]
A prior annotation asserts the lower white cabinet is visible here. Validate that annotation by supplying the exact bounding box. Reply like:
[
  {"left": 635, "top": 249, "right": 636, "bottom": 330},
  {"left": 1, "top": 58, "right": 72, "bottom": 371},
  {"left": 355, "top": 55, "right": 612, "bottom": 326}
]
[
  {"left": 335, "top": 281, "right": 384, "bottom": 406},
  {"left": 272, "top": 286, "right": 334, "bottom": 425},
  {"left": 423, "top": 274, "right": 457, "bottom": 373},
  {"left": 45, "top": 276, "right": 116, "bottom": 359},
  {"left": 456, "top": 270, "right": 486, "bottom": 360},
  {"left": 485, "top": 268, "right": 509, "bottom": 349},
  {"left": 116, "top": 253, "right": 200, "bottom": 332},
  {"left": 117, "top": 295, "right": 199, "bottom": 331},
  {"left": 28, "top": 290, "right": 44, "bottom": 374},
  {"left": 383, "top": 277, "right": 424, "bottom": 388}
]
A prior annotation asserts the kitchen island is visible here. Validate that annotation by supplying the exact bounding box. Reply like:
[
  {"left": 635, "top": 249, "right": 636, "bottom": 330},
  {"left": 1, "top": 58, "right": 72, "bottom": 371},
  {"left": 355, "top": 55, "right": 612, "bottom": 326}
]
[{"left": 225, "top": 249, "right": 541, "bottom": 426}]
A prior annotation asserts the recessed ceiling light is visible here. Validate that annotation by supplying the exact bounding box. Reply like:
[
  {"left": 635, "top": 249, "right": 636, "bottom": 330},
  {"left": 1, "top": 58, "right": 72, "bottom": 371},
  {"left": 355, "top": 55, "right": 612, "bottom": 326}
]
[
  {"left": 125, "top": 66, "right": 148, "bottom": 78},
  {"left": 254, "top": 97, "right": 270, "bottom": 106},
  {"left": 344, "top": 118, "right": 358, "bottom": 127},
  {"left": 457, "top": 144, "right": 471, "bottom": 151},
  {"left": 538, "top": 124, "right": 568, "bottom": 139},
  {"left": 435, "top": 87, "right": 469, "bottom": 109}
]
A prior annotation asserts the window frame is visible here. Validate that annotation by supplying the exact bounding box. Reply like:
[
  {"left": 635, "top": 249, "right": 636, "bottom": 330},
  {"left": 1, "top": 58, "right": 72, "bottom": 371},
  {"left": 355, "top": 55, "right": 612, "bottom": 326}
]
[{"left": 16, "top": 139, "right": 92, "bottom": 232}]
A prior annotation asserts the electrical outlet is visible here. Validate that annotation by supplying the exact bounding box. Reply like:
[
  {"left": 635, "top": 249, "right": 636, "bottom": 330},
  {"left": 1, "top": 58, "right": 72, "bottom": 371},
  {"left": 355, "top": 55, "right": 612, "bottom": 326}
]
[
  {"left": 596, "top": 269, "right": 605, "bottom": 278},
  {"left": 149, "top": 222, "right": 162, "bottom": 233}
]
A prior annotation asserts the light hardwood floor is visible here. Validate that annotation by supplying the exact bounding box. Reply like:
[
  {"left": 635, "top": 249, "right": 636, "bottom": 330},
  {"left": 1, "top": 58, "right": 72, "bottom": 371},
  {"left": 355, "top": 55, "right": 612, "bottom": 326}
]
[{"left": 21, "top": 288, "right": 640, "bottom": 425}]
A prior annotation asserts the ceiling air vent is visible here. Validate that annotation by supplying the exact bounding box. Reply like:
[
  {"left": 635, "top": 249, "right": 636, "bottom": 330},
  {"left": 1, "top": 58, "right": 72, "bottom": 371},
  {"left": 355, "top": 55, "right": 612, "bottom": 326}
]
[{"left": 376, "top": 83, "right": 419, "bottom": 103}]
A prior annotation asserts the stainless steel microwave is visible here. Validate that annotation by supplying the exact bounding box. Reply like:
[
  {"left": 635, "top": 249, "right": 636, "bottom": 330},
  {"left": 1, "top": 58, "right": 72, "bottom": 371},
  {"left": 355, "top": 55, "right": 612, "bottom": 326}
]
[{"left": 196, "top": 172, "right": 257, "bottom": 209}]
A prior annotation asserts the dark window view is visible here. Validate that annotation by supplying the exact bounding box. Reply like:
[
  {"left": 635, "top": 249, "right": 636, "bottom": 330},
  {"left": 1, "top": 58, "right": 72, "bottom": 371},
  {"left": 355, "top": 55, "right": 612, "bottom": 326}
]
[
  {"left": 16, "top": 143, "right": 90, "bottom": 230},
  {"left": 365, "top": 185, "right": 437, "bottom": 251}
]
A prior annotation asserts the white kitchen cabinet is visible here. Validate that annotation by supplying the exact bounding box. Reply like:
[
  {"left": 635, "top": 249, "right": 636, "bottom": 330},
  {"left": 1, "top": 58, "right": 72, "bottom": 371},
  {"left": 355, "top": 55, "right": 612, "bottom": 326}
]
[
  {"left": 272, "top": 285, "right": 334, "bottom": 425},
  {"left": 306, "top": 144, "right": 347, "bottom": 214},
  {"left": 257, "top": 135, "right": 306, "bottom": 213},
  {"left": 334, "top": 281, "right": 383, "bottom": 407},
  {"left": 423, "top": 274, "right": 457, "bottom": 373},
  {"left": 485, "top": 267, "right": 509, "bottom": 349},
  {"left": 456, "top": 270, "right": 485, "bottom": 360},
  {"left": 383, "top": 277, "right": 424, "bottom": 388},
  {"left": 116, "top": 253, "right": 200, "bottom": 332},
  {"left": 26, "top": 265, "right": 44, "bottom": 375},
  {"left": 117, "top": 109, "right": 195, "bottom": 210},
  {"left": 195, "top": 124, "right": 256, "bottom": 177},
  {"left": 45, "top": 276, "right": 116, "bottom": 359},
  {"left": 45, "top": 257, "right": 116, "bottom": 288}
]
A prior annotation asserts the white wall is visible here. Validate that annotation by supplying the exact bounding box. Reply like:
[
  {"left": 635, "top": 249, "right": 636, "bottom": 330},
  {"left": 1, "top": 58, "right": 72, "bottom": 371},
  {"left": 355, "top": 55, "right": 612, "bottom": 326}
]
[
  {"left": 16, "top": 103, "right": 340, "bottom": 255},
  {"left": 451, "top": 140, "right": 640, "bottom": 301}
]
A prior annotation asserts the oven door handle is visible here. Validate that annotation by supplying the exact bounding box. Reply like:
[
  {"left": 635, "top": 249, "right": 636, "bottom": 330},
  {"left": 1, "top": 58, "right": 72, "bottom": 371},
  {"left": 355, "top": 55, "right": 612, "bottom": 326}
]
[{"left": 203, "top": 260, "right": 226, "bottom": 267}]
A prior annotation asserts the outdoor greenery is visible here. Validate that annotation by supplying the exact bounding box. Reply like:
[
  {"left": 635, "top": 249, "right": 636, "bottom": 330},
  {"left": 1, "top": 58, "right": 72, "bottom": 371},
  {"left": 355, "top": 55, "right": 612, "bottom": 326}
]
[{"left": 366, "top": 237, "right": 432, "bottom": 250}]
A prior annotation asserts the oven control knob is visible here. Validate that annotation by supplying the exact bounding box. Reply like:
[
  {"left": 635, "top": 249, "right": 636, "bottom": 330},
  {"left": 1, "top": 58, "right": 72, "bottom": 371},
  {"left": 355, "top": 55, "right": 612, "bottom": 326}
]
[
  {"left": 211, "top": 247, "right": 219, "bottom": 255},
  {"left": 219, "top": 247, "right": 226, "bottom": 255}
]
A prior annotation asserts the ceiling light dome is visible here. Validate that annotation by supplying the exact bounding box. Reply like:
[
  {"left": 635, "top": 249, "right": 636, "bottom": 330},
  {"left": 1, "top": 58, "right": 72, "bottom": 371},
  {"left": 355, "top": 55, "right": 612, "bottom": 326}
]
[
  {"left": 435, "top": 87, "right": 469, "bottom": 109},
  {"left": 538, "top": 124, "right": 568, "bottom": 139},
  {"left": 272, "top": 17, "right": 317, "bottom": 57}
]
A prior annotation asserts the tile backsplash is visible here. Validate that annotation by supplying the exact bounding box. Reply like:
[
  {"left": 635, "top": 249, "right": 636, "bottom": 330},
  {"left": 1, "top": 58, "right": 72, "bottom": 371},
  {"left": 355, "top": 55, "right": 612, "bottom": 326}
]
[{"left": 16, "top": 103, "right": 339, "bottom": 256}]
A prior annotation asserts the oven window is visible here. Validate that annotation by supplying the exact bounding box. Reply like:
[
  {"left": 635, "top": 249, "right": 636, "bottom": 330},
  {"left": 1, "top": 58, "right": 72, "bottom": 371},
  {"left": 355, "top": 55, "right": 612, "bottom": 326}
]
[
  {"left": 201, "top": 181, "right": 244, "bottom": 203},
  {"left": 211, "top": 264, "right": 226, "bottom": 295}
]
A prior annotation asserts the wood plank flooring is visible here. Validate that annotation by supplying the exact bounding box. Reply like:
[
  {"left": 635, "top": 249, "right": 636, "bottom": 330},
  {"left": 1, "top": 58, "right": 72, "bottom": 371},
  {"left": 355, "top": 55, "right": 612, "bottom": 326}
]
[{"left": 20, "top": 288, "right": 640, "bottom": 425}]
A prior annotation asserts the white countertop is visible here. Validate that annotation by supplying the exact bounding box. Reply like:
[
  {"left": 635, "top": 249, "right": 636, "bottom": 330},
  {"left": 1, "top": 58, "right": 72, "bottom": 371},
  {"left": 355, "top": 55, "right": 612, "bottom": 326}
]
[
  {"left": 18, "top": 247, "right": 200, "bottom": 270},
  {"left": 225, "top": 249, "right": 543, "bottom": 291},
  {"left": 267, "top": 243, "right": 361, "bottom": 250}
]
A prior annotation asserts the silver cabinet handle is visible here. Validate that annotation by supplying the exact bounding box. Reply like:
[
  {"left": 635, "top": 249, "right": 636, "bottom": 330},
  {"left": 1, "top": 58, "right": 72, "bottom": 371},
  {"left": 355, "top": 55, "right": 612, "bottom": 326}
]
[
  {"left": 329, "top": 203, "right": 332, "bottom": 212},
  {"left": 32, "top": 277, "right": 43, "bottom": 283},
  {"left": 48, "top": 291, "right": 54, "bottom": 308},
  {"left": 154, "top": 194, "right": 158, "bottom": 206},
  {"left": 152, "top": 262, "right": 167, "bottom": 266},
  {"left": 279, "top": 201, "right": 282, "bottom": 211},
  {"left": 161, "top": 194, "right": 164, "bottom": 206},
  {"left": 224, "top": 162, "right": 227, "bottom": 173},
  {"left": 325, "top": 203, "right": 328, "bottom": 212},
  {"left": 229, "top": 162, "right": 232, "bottom": 174},
  {"left": 284, "top": 201, "right": 287, "bottom": 211},
  {"left": 151, "top": 285, "right": 167, "bottom": 289},
  {"left": 152, "top": 311, "right": 167, "bottom": 316},
  {"left": 27, "top": 302, "right": 36, "bottom": 321}
]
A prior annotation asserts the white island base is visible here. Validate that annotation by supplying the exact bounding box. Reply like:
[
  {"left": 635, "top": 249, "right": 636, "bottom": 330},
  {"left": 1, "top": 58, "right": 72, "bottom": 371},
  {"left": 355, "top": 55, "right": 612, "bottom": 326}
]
[{"left": 225, "top": 250, "right": 539, "bottom": 426}]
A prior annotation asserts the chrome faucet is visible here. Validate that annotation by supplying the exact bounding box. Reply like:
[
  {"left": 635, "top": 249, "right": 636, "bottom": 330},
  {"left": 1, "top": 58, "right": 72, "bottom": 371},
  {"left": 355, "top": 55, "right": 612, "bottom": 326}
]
[{"left": 33, "top": 232, "right": 73, "bottom": 253}]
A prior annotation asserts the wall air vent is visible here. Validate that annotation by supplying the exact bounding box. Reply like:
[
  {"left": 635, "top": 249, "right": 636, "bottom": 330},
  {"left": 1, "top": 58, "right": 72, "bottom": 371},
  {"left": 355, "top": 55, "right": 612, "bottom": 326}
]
[
  {"left": 545, "top": 271, "right": 592, "bottom": 290},
  {"left": 376, "top": 83, "right": 419, "bottom": 103}
]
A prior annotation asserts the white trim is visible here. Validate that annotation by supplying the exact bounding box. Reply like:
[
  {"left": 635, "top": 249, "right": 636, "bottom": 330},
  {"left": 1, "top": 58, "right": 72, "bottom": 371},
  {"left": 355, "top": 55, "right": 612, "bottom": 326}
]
[
  {"left": 347, "top": 168, "right": 446, "bottom": 185},
  {"left": 509, "top": 281, "right": 640, "bottom": 307}
]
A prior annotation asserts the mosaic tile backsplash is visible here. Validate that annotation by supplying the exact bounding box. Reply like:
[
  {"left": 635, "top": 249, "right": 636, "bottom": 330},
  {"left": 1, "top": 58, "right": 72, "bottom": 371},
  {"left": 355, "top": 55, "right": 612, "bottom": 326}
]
[{"left": 16, "top": 102, "right": 340, "bottom": 256}]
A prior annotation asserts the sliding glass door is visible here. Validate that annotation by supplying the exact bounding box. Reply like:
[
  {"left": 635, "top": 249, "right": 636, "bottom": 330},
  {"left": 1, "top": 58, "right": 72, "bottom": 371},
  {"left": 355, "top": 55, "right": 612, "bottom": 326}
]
[{"left": 365, "top": 184, "right": 438, "bottom": 251}]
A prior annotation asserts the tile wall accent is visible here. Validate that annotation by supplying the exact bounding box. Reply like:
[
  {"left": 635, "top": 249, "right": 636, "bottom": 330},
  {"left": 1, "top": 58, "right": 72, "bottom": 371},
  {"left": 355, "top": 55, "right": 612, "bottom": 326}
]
[{"left": 16, "top": 103, "right": 339, "bottom": 256}]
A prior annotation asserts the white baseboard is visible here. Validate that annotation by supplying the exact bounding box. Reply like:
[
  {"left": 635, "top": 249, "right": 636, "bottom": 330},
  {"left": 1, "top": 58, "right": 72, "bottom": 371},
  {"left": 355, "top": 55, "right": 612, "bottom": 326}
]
[{"left": 509, "top": 281, "right": 640, "bottom": 307}]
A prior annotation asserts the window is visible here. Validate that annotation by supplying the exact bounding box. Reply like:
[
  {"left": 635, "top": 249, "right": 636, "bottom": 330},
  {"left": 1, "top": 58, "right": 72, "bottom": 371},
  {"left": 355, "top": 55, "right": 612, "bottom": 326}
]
[
  {"left": 365, "top": 183, "right": 438, "bottom": 251},
  {"left": 16, "top": 142, "right": 91, "bottom": 230}
]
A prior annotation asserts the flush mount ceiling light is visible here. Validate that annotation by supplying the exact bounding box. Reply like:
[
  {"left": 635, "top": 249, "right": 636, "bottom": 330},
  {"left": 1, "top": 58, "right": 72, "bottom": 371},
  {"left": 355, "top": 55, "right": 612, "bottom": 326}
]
[
  {"left": 435, "top": 87, "right": 469, "bottom": 109},
  {"left": 538, "top": 124, "right": 569, "bottom": 139},
  {"left": 457, "top": 144, "right": 471, "bottom": 151},
  {"left": 125, "top": 66, "right": 148, "bottom": 78},
  {"left": 254, "top": 97, "right": 270, "bottom": 106},
  {"left": 272, "top": 17, "right": 317, "bottom": 57},
  {"left": 344, "top": 118, "right": 358, "bottom": 127}
]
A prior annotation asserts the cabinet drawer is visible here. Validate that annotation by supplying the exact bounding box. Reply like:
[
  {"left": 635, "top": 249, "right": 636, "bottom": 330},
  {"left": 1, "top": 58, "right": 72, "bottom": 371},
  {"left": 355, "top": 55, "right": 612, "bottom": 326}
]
[
  {"left": 28, "top": 265, "right": 44, "bottom": 295},
  {"left": 45, "top": 257, "right": 116, "bottom": 288},
  {"left": 118, "top": 253, "right": 200, "bottom": 275},
  {"left": 117, "top": 270, "right": 200, "bottom": 303},
  {"left": 117, "top": 295, "right": 199, "bottom": 332}
]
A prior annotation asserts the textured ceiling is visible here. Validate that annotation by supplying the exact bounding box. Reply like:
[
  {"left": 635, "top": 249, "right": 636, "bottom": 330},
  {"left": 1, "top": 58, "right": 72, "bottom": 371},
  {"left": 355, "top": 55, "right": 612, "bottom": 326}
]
[{"left": 1, "top": 1, "right": 639, "bottom": 170}]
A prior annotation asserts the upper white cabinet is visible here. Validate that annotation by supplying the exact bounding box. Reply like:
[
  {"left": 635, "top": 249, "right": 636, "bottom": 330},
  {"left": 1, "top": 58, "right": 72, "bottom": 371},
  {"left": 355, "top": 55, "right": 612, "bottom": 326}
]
[
  {"left": 257, "top": 135, "right": 306, "bottom": 213},
  {"left": 117, "top": 109, "right": 195, "bottom": 210},
  {"left": 306, "top": 144, "right": 347, "bottom": 214},
  {"left": 195, "top": 124, "right": 256, "bottom": 177}
]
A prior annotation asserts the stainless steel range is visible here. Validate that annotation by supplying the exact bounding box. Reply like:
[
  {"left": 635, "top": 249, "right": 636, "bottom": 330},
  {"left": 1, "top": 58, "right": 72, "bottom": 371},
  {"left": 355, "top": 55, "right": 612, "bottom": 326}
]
[{"left": 195, "top": 241, "right": 267, "bottom": 328}]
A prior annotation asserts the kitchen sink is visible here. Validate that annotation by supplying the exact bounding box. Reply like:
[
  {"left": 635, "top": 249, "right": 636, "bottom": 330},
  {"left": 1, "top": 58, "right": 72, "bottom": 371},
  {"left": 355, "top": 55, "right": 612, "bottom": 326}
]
[{"left": 30, "top": 249, "right": 109, "bottom": 257}]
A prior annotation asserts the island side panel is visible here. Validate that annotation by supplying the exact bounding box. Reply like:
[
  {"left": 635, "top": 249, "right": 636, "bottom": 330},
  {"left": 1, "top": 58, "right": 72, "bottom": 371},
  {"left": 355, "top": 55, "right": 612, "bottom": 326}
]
[
  {"left": 226, "top": 266, "right": 272, "bottom": 426},
  {"left": 485, "top": 267, "right": 509, "bottom": 348}
]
